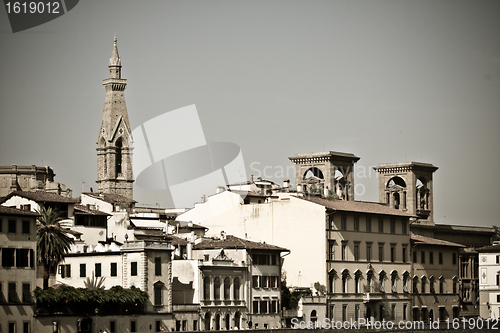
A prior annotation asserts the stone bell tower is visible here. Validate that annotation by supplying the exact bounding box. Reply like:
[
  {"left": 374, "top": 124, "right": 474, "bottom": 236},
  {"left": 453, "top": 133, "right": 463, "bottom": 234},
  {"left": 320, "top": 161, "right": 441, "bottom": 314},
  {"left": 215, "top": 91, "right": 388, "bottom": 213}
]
[
  {"left": 374, "top": 162, "right": 438, "bottom": 225},
  {"left": 289, "top": 151, "right": 360, "bottom": 200},
  {"left": 96, "top": 37, "right": 134, "bottom": 200}
]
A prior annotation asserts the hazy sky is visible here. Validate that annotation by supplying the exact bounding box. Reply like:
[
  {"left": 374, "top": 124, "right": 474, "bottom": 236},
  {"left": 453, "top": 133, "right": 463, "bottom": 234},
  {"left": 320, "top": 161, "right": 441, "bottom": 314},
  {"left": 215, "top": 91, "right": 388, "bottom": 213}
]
[{"left": 1, "top": 0, "right": 499, "bottom": 227}]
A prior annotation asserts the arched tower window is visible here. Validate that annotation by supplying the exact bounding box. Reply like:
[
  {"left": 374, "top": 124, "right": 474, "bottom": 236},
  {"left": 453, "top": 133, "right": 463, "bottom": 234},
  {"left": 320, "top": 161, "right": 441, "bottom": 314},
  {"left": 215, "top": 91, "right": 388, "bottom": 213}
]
[
  {"left": 115, "top": 137, "right": 123, "bottom": 176},
  {"left": 386, "top": 176, "right": 407, "bottom": 210}
]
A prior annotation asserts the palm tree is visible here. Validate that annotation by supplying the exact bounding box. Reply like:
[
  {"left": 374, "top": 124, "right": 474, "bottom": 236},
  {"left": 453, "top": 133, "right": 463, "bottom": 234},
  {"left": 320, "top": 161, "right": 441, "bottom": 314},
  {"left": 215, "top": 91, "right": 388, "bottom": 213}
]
[{"left": 36, "top": 206, "right": 75, "bottom": 289}]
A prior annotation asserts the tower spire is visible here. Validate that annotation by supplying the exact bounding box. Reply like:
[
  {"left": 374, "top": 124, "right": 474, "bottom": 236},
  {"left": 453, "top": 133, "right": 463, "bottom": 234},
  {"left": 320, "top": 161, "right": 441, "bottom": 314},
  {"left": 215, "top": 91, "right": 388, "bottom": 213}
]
[
  {"left": 96, "top": 37, "right": 134, "bottom": 200},
  {"left": 109, "top": 37, "right": 121, "bottom": 67}
]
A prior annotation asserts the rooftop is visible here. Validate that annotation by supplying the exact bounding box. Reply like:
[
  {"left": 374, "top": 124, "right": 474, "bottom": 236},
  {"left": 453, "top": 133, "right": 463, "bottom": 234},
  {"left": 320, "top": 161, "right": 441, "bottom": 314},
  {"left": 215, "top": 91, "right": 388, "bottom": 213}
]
[
  {"left": 194, "top": 234, "right": 288, "bottom": 252},
  {"left": 74, "top": 204, "right": 111, "bottom": 216},
  {"left": 0, "top": 205, "right": 40, "bottom": 216},
  {"left": 303, "top": 196, "right": 415, "bottom": 217},
  {"left": 82, "top": 192, "right": 137, "bottom": 204},
  {"left": 1, "top": 190, "right": 78, "bottom": 204},
  {"left": 410, "top": 233, "right": 465, "bottom": 248}
]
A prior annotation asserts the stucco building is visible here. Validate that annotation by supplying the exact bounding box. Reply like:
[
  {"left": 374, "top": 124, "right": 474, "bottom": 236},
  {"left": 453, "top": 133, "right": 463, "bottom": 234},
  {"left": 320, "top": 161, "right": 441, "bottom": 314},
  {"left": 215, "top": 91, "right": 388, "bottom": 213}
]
[
  {"left": 477, "top": 243, "right": 500, "bottom": 318},
  {"left": 0, "top": 206, "right": 39, "bottom": 333}
]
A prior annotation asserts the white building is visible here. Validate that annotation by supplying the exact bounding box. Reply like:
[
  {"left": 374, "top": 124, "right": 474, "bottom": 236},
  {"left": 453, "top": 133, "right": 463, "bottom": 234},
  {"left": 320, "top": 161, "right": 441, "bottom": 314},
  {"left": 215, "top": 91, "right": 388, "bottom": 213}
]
[{"left": 477, "top": 243, "right": 500, "bottom": 318}]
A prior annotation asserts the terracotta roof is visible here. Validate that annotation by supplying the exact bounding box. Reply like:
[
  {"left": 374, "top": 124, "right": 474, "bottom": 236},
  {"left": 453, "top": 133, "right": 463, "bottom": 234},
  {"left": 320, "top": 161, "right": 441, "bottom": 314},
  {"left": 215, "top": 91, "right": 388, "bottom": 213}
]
[
  {"left": 410, "top": 233, "right": 465, "bottom": 248},
  {"left": 165, "top": 235, "right": 188, "bottom": 246},
  {"left": 193, "top": 235, "right": 288, "bottom": 252},
  {"left": 302, "top": 196, "right": 415, "bottom": 217},
  {"left": 82, "top": 192, "right": 137, "bottom": 204},
  {"left": 1, "top": 191, "right": 78, "bottom": 204},
  {"left": 0, "top": 206, "right": 40, "bottom": 216},
  {"left": 476, "top": 244, "right": 500, "bottom": 252},
  {"left": 74, "top": 204, "right": 111, "bottom": 216}
]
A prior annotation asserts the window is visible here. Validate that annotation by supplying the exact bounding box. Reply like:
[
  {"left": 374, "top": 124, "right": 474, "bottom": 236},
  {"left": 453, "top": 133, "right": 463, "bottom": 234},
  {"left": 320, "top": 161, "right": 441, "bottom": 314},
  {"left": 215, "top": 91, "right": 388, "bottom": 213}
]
[
  {"left": 429, "top": 251, "right": 434, "bottom": 264},
  {"left": 354, "top": 273, "right": 361, "bottom": 293},
  {"left": 8, "top": 220, "right": 16, "bottom": 233},
  {"left": 328, "top": 214, "right": 334, "bottom": 229},
  {"left": 261, "top": 276, "right": 269, "bottom": 288},
  {"left": 131, "top": 321, "right": 137, "bottom": 333},
  {"left": 224, "top": 277, "right": 230, "bottom": 300},
  {"left": 390, "top": 244, "right": 396, "bottom": 262},
  {"left": 95, "top": 263, "right": 102, "bottom": 277},
  {"left": 430, "top": 277, "right": 435, "bottom": 293},
  {"left": 354, "top": 242, "right": 360, "bottom": 261},
  {"left": 378, "top": 219, "right": 384, "bottom": 233},
  {"left": 342, "top": 271, "right": 348, "bottom": 293},
  {"left": 379, "top": 272, "right": 386, "bottom": 293},
  {"left": 154, "top": 283, "right": 163, "bottom": 306},
  {"left": 403, "top": 274, "right": 409, "bottom": 293},
  {"left": 341, "top": 216, "right": 346, "bottom": 230},
  {"left": 2, "top": 248, "right": 15, "bottom": 267},
  {"left": 341, "top": 241, "right": 347, "bottom": 261},
  {"left": 402, "top": 245, "right": 407, "bottom": 263},
  {"left": 22, "top": 283, "right": 31, "bottom": 303},
  {"left": 155, "top": 257, "right": 161, "bottom": 276},
  {"left": 9, "top": 322, "right": 16, "bottom": 333},
  {"left": 421, "top": 251, "right": 425, "bottom": 264},
  {"left": 378, "top": 243, "right": 384, "bottom": 262},
  {"left": 328, "top": 240, "right": 336, "bottom": 260},
  {"left": 439, "top": 277, "right": 444, "bottom": 293},
  {"left": 453, "top": 278, "right": 458, "bottom": 293},
  {"left": 233, "top": 277, "right": 240, "bottom": 300},
  {"left": 110, "top": 321, "right": 116, "bottom": 333},
  {"left": 413, "top": 277, "right": 418, "bottom": 293},
  {"left": 421, "top": 277, "right": 427, "bottom": 293},
  {"left": 131, "top": 262, "right": 138, "bottom": 276},
  {"left": 366, "top": 271, "right": 373, "bottom": 293},
  {"left": 16, "top": 249, "right": 30, "bottom": 267},
  {"left": 203, "top": 277, "right": 210, "bottom": 300},
  {"left": 497, "top": 255, "right": 500, "bottom": 264},
  {"left": 60, "top": 264, "right": 70, "bottom": 278},
  {"left": 366, "top": 218, "right": 372, "bottom": 232},
  {"left": 271, "top": 254, "right": 277, "bottom": 265},
  {"left": 253, "top": 300, "right": 259, "bottom": 314},
  {"left": 260, "top": 300, "right": 268, "bottom": 313},
  {"left": 252, "top": 275, "right": 259, "bottom": 288},
  {"left": 214, "top": 277, "right": 220, "bottom": 300},
  {"left": 439, "top": 252, "right": 443, "bottom": 265},
  {"left": 452, "top": 253, "right": 457, "bottom": 265},
  {"left": 355, "top": 304, "right": 360, "bottom": 321},
  {"left": 155, "top": 321, "right": 161, "bottom": 332},
  {"left": 366, "top": 242, "right": 372, "bottom": 262},
  {"left": 354, "top": 217, "right": 359, "bottom": 231},
  {"left": 110, "top": 263, "right": 117, "bottom": 277},
  {"left": 342, "top": 304, "right": 347, "bottom": 322},
  {"left": 390, "top": 220, "right": 395, "bottom": 234},
  {"left": 80, "top": 263, "right": 86, "bottom": 277},
  {"left": 391, "top": 273, "right": 397, "bottom": 293},
  {"left": 193, "top": 320, "right": 198, "bottom": 331},
  {"left": 391, "top": 304, "right": 396, "bottom": 321},
  {"left": 271, "top": 300, "right": 278, "bottom": 313},
  {"left": 22, "top": 221, "right": 30, "bottom": 234},
  {"left": 413, "top": 251, "right": 417, "bottom": 263},
  {"left": 8, "top": 282, "right": 17, "bottom": 302},
  {"left": 23, "top": 322, "right": 30, "bottom": 333}
]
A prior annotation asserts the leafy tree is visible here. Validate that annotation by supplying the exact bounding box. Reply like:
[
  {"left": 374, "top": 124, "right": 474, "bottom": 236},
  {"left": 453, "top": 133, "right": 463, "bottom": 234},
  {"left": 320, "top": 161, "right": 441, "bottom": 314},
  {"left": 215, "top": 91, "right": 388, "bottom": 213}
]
[
  {"left": 84, "top": 272, "right": 106, "bottom": 290},
  {"left": 36, "top": 206, "right": 75, "bottom": 289},
  {"left": 313, "top": 282, "right": 326, "bottom": 295}
]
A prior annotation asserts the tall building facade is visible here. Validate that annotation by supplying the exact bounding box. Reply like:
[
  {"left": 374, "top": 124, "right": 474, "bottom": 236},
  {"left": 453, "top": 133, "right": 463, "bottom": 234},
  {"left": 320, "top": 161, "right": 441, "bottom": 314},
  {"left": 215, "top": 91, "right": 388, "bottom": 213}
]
[{"left": 96, "top": 38, "right": 134, "bottom": 200}]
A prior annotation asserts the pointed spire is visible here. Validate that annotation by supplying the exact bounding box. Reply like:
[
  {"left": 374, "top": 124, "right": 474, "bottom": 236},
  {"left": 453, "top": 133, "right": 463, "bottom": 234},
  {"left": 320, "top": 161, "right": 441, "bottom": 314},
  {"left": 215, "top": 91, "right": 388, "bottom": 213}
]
[{"left": 109, "top": 37, "right": 121, "bottom": 66}]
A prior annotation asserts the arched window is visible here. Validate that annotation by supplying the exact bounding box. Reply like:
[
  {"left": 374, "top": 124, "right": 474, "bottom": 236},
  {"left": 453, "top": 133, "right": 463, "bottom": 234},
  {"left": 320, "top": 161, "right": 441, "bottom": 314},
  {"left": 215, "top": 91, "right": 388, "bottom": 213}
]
[
  {"left": 233, "top": 277, "right": 240, "bottom": 300},
  {"left": 203, "top": 277, "right": 210, "bottom": 300},
  {"left": 342, "top": 270, "right": 349, "bottom": 293},
  {"left": 379, "top": 271, "right": 386, "bottom": 293},
  {"left": 214, "top": 277, "right": 220, "bottom": 300},
  {"left": 311, "top": 310, "right": 318, "bottom": 323},
  {"left": 115, "top": 137, "right": 123, "bottom": 176},
  {"left": 391, "top": 271, "right": 398, "bottom": 293},
  {"left": 402, "top": 271, "right": 409, "bottom": 293},
  {"left": 354, "top": 270, "right": 362, "bottom": 293},
  {"left": 224, "top": 277, "right": 230, "bottom": 300},
  {"left": 413, "top": 276, "right": 419, "bottom": 294},
  {"left": 439, "top": 276, "right": 444, "bottom": 293},
  {"left": 366, "top": 270, "right": 374, "bottom": 293},
  {"left": 429, "top": 276, "right": 435, "bottom": 293},
  {"left": 421, "top": 276, "right": 427, "bottom": 293}
]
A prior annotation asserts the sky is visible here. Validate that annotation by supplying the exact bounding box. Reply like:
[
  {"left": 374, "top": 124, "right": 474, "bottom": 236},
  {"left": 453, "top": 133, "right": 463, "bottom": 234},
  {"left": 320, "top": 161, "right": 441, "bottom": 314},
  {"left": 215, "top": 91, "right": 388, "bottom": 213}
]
[{"left": 0, "top": 0, "right": 499, "bottom": 227}]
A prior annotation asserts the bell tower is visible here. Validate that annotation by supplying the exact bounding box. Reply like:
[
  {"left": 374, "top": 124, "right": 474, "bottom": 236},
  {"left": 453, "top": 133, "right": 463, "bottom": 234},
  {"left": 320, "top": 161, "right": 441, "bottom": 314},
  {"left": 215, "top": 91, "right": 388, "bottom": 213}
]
[
  {"left": 374, "top": 162, "right": 438, "bottom": 225},
  {"left": 289, "top": 151, "right": 360, "bottom": 200},
  {"left": 96, "top": 37, "right": 134, "bottom": 199}
]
